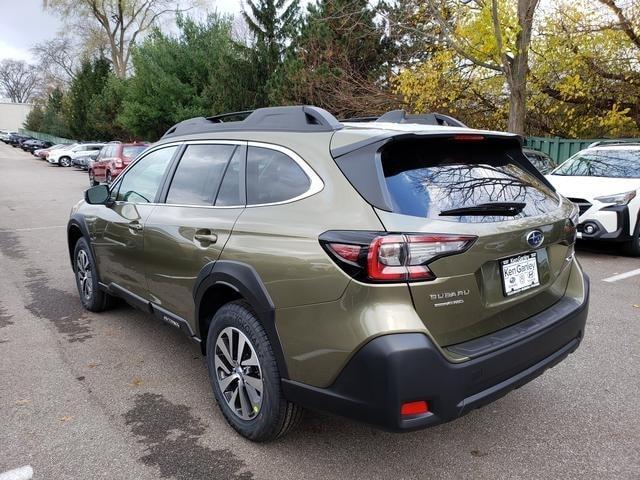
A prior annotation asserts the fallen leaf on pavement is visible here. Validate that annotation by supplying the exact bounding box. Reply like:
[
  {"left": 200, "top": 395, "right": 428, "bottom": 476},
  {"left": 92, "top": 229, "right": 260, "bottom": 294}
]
[
  {"left": 15, "top": 399, "right": 30, "bottom": 406},
  {"left": 131, "top": 376, "right": 142, "bottom": 386},
  {"left": 59, "top": 416, "right": 73, "bottom": 422}
]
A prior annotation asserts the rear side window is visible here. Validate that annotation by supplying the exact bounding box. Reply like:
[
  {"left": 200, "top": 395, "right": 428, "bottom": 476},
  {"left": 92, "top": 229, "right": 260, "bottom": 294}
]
[
  {"left": 381, "top": 139, "right": 558, "bottom": 222},
  {"left": 123, "top": 145, "right": 147, "bottom": 158},
  {"left": 215, "top": 147, "right": 244, "bottom": 206},
  {"left": 166, "top": 144, "right": 235, "bottom": 206},
  {"left": 246, "top": 147, "right": 310, "bottom": 205}
]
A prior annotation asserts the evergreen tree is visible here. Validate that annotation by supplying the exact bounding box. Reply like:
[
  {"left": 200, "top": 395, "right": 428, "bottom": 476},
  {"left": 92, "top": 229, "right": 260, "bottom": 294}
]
[
  {"left": 271, "top": 0, "right": 397, "bottom": 117},
  {"left": 24, "top": 104, "right": 45, "bottom": 132},
  {"left": 120, "top": 14, "right": 262, "bottom": 140},
  {"left": 242, "top": 0, "right": 299, "bottom": 104},
  {"left": 41, "top": 88, "right": 71, "bottom": 138},
  {"left": 66, "top": 57, "right": 111, "bottom": 139}
]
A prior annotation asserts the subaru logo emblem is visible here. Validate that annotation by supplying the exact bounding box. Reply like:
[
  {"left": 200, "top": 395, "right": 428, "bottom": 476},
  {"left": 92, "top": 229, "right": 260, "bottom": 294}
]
[{"left": 526, "top": 230, "right": 544, "bottom": 248}]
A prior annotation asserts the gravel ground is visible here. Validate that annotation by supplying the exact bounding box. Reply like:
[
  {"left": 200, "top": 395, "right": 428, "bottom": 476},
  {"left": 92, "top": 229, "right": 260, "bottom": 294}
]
[{"left": 1, "top": 142, "right": 638, "bottom": 479}]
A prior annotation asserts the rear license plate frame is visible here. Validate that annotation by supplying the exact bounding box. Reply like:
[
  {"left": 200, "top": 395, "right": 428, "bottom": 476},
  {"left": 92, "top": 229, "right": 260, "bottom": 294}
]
[{"left": 500, "top": 251, "right": 540, "bottom": 297}]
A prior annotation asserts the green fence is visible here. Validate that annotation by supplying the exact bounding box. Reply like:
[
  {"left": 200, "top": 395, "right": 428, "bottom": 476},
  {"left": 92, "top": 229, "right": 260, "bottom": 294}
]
[
  {"left": 18, "top": 128, "right": 75, "bottom": 145},
  {"left": 525, "top": 136, "right": 640, "bottom": 164}
]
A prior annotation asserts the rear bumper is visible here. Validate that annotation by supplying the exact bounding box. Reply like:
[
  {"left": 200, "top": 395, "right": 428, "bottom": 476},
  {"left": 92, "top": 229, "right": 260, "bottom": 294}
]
[{"left": 282, "top": 275, "right": 589, "bottom": 431}]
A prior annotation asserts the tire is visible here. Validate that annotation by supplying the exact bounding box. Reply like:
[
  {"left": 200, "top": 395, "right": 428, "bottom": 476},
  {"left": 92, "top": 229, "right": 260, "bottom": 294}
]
[
  {"left": 206, "top": 300, "right": 302, "bottom": 442},
  {"left": 73, "top": 237, "right": 114, "bottom": 312},
  {"left": 106, "top": 171, "right": 113, "bottom": 184},
  {"left": 623, "top": 215, "right": 640, "bottom": 256},
  {"left": 89, "top": 170, "right": 98, "bottom": 187},
  {"left": 59, "top": 156, "right": 71, "bottom": 167}
]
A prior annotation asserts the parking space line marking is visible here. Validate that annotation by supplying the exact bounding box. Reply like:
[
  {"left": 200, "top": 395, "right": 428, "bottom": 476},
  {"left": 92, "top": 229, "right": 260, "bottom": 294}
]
[
  {"left": 0, "top": 225, "right": 65, "bottom": 232},
  {"left": 603, "top": 268, "right": 640, "bottom": 283},
  {"left": 0, "top": 465, "right": 34, "bottom": 480}
]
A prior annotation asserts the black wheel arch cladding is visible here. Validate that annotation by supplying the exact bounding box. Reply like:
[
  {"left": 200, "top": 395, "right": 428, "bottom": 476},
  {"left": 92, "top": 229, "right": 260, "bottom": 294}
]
[{"left": 194, "top": 260, "right": 289, "bottom": 379}]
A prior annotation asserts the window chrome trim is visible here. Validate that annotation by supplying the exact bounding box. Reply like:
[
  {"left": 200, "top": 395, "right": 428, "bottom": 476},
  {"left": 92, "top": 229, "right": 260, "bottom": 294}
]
[
  {"left": 108, "top": 139, "right": 324, "bottom": 209},
  {"left": 245, "top": 140, "right": 324, "bottom": 208}
]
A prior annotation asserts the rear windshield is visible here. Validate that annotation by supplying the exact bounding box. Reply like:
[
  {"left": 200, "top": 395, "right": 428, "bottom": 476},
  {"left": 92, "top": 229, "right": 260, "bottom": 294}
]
[
  {"left": 381, "top": 139, "right": 558, "bottom": 222},
  {"left": 552, "top": 149, "right": 640, "bottom": 178},
  {"left": 123, "top": 145, "right": 148, "bottom": 158}
]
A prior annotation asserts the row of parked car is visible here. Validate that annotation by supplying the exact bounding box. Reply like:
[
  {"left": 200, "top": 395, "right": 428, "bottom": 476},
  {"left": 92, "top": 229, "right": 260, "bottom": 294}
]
[
  {"left": 1, "top": 131, "right": 148, "bottom": 186},
  {"left": 0, "top": 131, "right": 55, "bottom": 152}
]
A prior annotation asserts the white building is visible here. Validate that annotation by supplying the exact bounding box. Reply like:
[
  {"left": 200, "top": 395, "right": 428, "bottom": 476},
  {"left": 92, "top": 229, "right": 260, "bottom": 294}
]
[{"left": 0, "top": 101, "right": 33, "bottom": 131}]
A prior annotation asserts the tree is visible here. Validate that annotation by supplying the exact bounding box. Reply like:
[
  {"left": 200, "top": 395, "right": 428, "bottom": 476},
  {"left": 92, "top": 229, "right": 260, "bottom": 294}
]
[
  {"left": 429, "top": 0, "right": 538, "bottom": 135},
  {"left": 529, "top": 0, "right": 640, "bottom": 137},
  {"left": 88, "top": 75, "right": 133, "bottom": 140},
  {"left": 24, "top": 104, "right": 45, "bottom": 131},
  {"left": 31, "top": 36, "right": 81, "bottom": 87},
  {"left": 120, "top": 14, "right": 261, "bottom": 140},
  {"left": 43, "top": 0, "right": 177, "bottom": 78},
  {"left": 41, "top": 88, "right": 71, "bottom": 138},
  {"left": 272, "top": 0, "right": 397, "bottom": 117},
  {"left": 392, "top": 0, "right": 539, "bottom": 134},
  {"left": 242, "top": 0, "right": 299, "bottom": 103},
  {"left": 66, "top": 57, "right": 111, "bottom": 139},
  {"left": 0, "top": 60, "right": 40, "bottom": 103}
]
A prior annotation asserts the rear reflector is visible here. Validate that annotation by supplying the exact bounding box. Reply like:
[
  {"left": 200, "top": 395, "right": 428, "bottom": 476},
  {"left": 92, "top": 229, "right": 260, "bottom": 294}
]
[
  {"left": 401, "top": 401, "right": 429, "bottom": 416},
  {"left": 328, "top": 243, "right": 361, "bottom": 263}
]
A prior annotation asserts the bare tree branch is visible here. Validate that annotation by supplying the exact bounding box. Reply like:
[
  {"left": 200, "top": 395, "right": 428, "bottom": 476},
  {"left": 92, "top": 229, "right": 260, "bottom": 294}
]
[{"left": 0, "top": 60, "right": 40, "bottom": 103}]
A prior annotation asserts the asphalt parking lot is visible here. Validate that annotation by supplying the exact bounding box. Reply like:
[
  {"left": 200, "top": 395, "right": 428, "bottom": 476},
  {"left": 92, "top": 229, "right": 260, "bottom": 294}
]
[{"left": 1, "top": 142, "right": 639, "bottom": 480}]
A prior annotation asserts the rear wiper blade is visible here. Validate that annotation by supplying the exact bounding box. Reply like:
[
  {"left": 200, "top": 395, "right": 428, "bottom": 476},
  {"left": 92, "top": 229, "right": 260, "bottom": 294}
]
[{"left": 439, "top": 202, "right": 526, "bottom": 217}]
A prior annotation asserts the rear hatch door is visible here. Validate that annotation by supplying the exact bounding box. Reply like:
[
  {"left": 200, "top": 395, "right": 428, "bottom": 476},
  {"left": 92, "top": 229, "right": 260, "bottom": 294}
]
[{"left": 335, "top": 133, "right": 576, "bottom": 347}]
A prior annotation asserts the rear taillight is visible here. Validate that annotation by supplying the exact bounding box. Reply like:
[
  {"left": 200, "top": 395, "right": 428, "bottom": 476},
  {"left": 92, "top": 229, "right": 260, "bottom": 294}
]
[{"left": 321, "top": 231, "right": 476, "bottom": 283}]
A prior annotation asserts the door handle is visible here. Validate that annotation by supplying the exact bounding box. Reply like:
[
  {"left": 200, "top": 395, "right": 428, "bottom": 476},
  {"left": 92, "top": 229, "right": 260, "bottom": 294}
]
[
  {"left": 194, "top": 230, "right": 218, "bottom": 244},
  {"left": 128, "top": 222, "right": 143, "bottom": 232}
]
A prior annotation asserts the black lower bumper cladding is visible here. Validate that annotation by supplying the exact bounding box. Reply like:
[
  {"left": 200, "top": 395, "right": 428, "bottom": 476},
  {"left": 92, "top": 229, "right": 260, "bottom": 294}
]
[
  {"left": 282, "top": 275, "right": 589, "bottom": 431},
  {"left": 579, "top": 205, "right": 632, "bottom": 242}
]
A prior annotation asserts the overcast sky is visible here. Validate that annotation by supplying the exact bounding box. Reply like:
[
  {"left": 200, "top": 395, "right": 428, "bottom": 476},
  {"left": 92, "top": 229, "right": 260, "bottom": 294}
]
[{"left": 0, "top": 0, "right": 267, "bottom": 62}]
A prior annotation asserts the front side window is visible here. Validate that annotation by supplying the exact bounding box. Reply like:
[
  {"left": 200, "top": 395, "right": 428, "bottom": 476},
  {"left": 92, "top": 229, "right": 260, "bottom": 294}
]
[
  {"left": 116, "top": 147, "right": 177, "bottom": 203},
  {"left": 166, "top": 144, "right": 235, "bottom": 206},
  {"left": 246, "top": 147, "right": 310, "bottom": 205},
  {"left": 552, "top": 149, "right": 640, "bottom": 178}
]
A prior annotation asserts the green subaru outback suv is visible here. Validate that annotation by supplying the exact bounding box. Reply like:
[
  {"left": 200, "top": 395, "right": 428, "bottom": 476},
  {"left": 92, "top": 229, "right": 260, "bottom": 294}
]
[{"left": 68, "top": 106, "right": 589, "bottom": 441}]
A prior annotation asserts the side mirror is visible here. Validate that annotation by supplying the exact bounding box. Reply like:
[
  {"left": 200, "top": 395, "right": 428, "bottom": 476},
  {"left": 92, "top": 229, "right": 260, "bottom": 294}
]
[{"left": 85, "top": 185, "right": 111, "bottom": 205}]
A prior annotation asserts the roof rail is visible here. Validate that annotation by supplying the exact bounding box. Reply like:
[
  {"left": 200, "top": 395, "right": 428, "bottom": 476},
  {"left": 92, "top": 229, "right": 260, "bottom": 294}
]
[
  {"left": 162, "top": 105, "right": 342, "bottom": 138},
  {"left": 376, "top": 110, "right": 467, "bottom": 127},
  {"left": 341, "top": 110, "right": 467, "bottom": 128},
  {"left": 207, "top": 110, "right": 254, "bottom": 123}
]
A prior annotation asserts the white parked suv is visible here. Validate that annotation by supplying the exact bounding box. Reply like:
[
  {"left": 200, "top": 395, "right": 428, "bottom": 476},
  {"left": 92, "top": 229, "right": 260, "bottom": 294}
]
[
  {"left": 546, "top": 143, "right": 640, "bottom": 255},
  {"left": 48, "top": 143, "right": 105, "bottom": 167}
]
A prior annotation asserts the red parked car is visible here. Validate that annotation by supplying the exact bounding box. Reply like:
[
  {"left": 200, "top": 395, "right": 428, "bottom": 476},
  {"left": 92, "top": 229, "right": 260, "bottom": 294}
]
[{"left": 89, "top": 142, "right": 148, "bottom": 185}]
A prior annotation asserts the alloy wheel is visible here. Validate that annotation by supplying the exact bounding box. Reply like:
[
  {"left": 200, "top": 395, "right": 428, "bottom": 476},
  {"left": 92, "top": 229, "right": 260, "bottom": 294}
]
[
  {"left": 76, "top": 249, "right": 93, "bottom": 301},
  {"left": 214, "top": 326, "right": 263, "bottom": 420}
]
